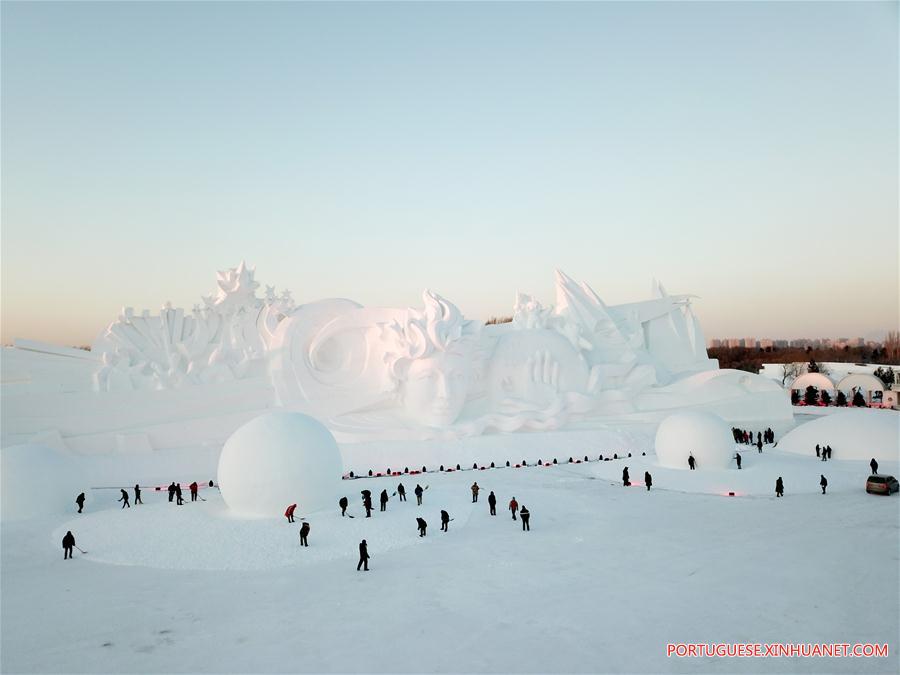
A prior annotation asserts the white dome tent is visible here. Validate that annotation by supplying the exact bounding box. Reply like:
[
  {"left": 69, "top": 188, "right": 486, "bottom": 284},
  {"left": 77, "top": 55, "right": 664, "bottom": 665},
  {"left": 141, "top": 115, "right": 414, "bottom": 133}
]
[{"left": 835, "top": 373, "right": 886, "bottom": 406}]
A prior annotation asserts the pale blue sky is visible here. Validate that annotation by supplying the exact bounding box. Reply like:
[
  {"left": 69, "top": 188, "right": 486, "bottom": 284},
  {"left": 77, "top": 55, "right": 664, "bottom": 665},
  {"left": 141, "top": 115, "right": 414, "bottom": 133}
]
[{"left": 2, "top": 1, "right": 897, "bottom": 345}]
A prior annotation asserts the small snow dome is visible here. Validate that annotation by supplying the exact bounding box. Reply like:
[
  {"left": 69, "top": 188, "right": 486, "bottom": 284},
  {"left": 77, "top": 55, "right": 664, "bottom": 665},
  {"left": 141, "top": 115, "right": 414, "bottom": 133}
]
[
  {"left": 1, "top": 443, "right": 84, "bottom": 521},
  {"left": 655, "top": 411, "right": 734, "bottom": 470},
  {"left": 217, "top": 412, "right": 342, "bottom": 518}
]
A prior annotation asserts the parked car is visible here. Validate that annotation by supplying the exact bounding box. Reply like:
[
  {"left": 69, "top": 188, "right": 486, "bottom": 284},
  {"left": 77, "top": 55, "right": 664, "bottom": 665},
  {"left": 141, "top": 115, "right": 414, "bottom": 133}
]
[{"left": 865, "top": 475, "right": 899, "bottom": 495}]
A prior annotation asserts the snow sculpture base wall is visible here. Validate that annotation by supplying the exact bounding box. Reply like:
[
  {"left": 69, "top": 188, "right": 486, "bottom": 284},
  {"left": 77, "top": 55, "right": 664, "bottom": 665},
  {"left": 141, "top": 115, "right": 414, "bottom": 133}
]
[{"left": 217, "top": 411, "right": 342, "bottom": 518}]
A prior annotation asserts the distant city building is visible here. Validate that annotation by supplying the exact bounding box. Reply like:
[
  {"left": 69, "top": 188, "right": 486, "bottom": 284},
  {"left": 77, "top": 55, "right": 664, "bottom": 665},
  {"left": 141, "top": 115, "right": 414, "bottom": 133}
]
[
  {"left": 744, "top": 337, "right": 757, "bottom": 349},
  {"left": 758, "top": 339, "right": 774, "bottom": 350},
  {"left": 709, "top": 338, "right": 722, "bottom": 348}
]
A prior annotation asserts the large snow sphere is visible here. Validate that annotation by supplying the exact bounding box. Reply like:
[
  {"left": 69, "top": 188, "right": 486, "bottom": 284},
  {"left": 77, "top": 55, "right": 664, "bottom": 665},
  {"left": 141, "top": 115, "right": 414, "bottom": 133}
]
[
  {"left": 655, "top": 411, "right": 734, "bottom": 470},
  {"left": 1, "top": 444, "right": 85, "bottom": 521},
  {"left": 217, "top": 412, "right": 343, "bottom": 518}
]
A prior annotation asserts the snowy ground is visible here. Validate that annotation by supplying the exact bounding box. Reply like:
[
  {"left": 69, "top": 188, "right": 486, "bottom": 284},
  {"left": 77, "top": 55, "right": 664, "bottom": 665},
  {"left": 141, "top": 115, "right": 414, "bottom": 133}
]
[{"left": 2, "top": 443, "right": 898, "bottom": 674}]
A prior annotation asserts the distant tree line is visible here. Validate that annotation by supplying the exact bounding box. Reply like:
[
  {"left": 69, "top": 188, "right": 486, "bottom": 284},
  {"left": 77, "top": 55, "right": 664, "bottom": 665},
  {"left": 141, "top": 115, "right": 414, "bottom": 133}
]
[{"left": 708, "top": 345, "right": 896, "bottom": 374}]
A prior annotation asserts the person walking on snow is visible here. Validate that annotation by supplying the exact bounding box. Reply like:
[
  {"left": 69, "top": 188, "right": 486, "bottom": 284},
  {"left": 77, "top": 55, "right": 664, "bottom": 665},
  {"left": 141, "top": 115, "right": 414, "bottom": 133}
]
[
  {"left": 168, "top": 482, "right": 176, "bottom": 502},
  {"left": 820, "top": 475, "right": 828, "bottom": 494},
  {"left": 134, "top": 484, "right": 142, "bottom": 505},
  {"left": 688, "top": 454, "right": 696, "bottom": 470},
  {"left": 870, "top": 458, "right": 879, "bottom": 475},
  {"left": 175, "top": 483, "right": 184, "bottom": 505},
  {"left": 75, "top": 492, "right": 85, "bottom": 514},
  {"left": 775, "top": 477, "right": 784, "bottom": 498},
  {"left": 509, "top": 497, "right": 519, "bottom": 520},
  {"left": 520, "top": 506, "right": 530, "bottom": 531},
  {"left": 189, "top": 481, "right": 199, "bottom": 502},
  {"left": 285, "top": 503, "right": 297, "bottom": 523},
  {"left": 815, "top": 444, "right": 820, "bottom": 458},
  {"left": 397, "top": 483, "right": 406, "bottom": 502},
  {"left": 414, "top": 484, "right": 424, "bottom": 506},
  {"left": 339, "top": 496, "right": 349, "bottom": 516},
  {"left": 644, "top": 471, "right": 652, "bottom": 491},
  {"left": 380, "top": 489, "right": 389, "bottom": 512},
  {"left": 62, "top": 531, "right": 76, "bottom": 560},
  {"left": 622, "top": 467, "right": 630, "bottom": 487},
  {"left": 118, "top": 489, "right": 130, "bottom": 509},
  {"left": 416, "top": 517, "right": 427, "bottom": 537},
  {"left": 357, "top": 539, "right": 369, "bottom": 571},
  {"left": 756, "top": 439, "right": 763, "bottom": 454},
  {"left": 361, "top": 490, "right": 373, "bottom": 518},
  {"left": 471, "top": 482, "right": 480, "bottom": 502},
  {"left": 440, "top": 510, "right": 450, "bottom": 532},
  {"left": 735, "top": 452, "right": 742, "bottom": 470},
  {"left": 488, "top": 491, "right": 497, "bottom": 515},
  {"left": 299, "top": 522, "right": 310, "bottom": 547}
]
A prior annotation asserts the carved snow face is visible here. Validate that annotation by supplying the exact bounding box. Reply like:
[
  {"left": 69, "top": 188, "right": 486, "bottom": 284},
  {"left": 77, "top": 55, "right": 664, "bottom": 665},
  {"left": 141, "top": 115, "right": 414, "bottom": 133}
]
[{"left": 402, "top": 351, "right": 470, "bottom": 427}]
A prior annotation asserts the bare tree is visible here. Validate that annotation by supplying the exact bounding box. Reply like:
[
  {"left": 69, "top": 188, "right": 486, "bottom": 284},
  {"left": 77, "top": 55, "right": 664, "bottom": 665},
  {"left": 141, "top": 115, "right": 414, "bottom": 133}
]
[{"left": 781, "top": 362, "right": 802, "bottom": 387}]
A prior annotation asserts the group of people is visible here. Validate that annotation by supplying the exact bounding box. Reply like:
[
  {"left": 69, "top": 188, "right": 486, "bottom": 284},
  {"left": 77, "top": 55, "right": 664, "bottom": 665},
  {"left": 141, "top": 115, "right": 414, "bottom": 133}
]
[
  {"left": 732, "top": 427, "right": 775, "bottom": 453},
  {"left": 814, "top": 444, "right": 834, "bottom": 461},
  {"left": 347, "top": 480, "right": 535, "bottom": 571},
  {"left": 621, "top": 466, "right": 653, "bottom": 491}
]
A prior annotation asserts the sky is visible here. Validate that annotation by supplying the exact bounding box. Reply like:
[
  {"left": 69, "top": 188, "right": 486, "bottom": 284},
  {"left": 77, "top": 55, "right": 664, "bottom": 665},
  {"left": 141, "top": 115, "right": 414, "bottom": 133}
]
[{"left": 2, "top": 1, "right": 897, "bottom": 346}]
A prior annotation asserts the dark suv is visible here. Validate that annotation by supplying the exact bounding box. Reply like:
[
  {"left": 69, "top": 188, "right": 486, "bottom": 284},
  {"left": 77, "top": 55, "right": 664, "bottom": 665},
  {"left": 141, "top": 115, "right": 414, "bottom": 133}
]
[{"left": 865, "top": 475, "right": 899, "bottom": 495}]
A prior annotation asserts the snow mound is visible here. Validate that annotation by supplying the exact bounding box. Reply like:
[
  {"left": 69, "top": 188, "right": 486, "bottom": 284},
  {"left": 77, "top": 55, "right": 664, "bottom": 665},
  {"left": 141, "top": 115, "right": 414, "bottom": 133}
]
[
  {"left": 1, "top": 443, "right": 84, "bottom": 521},
  {"left": 778, "top": 409, "right": 899, "bottom": 462},
  {"left": 217, "top": 411, "right": 342, "bottom": 518},
  {"left": 655, "top": 411, "right": 734, "bottom": 470}
]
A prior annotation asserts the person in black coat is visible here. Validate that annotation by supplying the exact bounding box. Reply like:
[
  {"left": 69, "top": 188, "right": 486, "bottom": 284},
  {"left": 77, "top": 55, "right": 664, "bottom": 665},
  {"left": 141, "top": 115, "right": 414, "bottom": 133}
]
[
  {"left": 820, "top": 475, "right": 828, "bottom": 494},
  {"left": 414, "top": 484, "right": 424, "bottom": 506},
  {"left": 520, "top": 506, "right": 530, "bottom": 531},
  {"left": 397, "top": 483, "right": 406, "bottom": 502},
  {"left": 62, "top": 531, "right": 75, "bottom": 559},
  {"left": 379, "top": 489, "right": 389, "bottom": 512},
  {"left": 416, "top": 517, "right": 427, "bottom": 537},
  {"left": 168, "top": 482, "right": 176, "bottom": 502},
  {"left": 870, "top": 458, "right": 879, "bottom": 475},
  {"left": 118, "top": 489, "right": 130, "bottom": 509},
  {"left": 440, "top": 510, "right": 450, "bottom": 532},
  {"left": 75, "top": 493, "right": 86, "bottom": 514},
  {"left": 299, "top": 522, "right": 310, "bottom": 547},
  {"left": 644, "top": 471, "right": 652, "bottom": 491},
  {"left": 688, "top": 454, "right": 696, "bottom": 470},
  {"left": 361, "top": 490, "right": 373, "bottom": 518},
  {"left": 622, "top": 467, "right": 630, "bottom": 486},
  {"left": 815, "top": 444, "right": 820, "bottom": 458},
  {"left": 735, "top": 452, "right": 742, "bottom": 470},
  {"left": 339, "top": 496, "right": 349, "bottom": 516},
  {"left": 487, "top": 491, "right": 497, "bottom": 516},
  {"left": 175, "top": 483, "right": 184, "bottom": 505},
  {"left": 134, "top": 484, "right": 142, "bottom": 505},
  {"left": 756, "top": 439, "right": 763, "bottom": 454},
  {"left": 775, "top": 477, "right": 784, "bottom": 498},
  {"left": 357, "top": 539, "right": 369, "bottom": 571}
]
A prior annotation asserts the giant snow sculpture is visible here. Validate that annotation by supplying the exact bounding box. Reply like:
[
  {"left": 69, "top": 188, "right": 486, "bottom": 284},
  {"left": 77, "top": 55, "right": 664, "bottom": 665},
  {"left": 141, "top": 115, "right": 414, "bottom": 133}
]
[{"left": 89, "top": 263, "right": 790, "bottom": 442}]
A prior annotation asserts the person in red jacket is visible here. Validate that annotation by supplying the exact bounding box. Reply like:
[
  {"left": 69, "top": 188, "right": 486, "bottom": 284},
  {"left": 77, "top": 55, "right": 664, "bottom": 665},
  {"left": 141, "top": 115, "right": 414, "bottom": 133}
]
[
  {"left": 189, "top": 481, "right": 199, "bottom": 502},
  {"left": 509, "top": 497, "right": 518, "bottom": 520},
  {"left": 285, "top": 503, "right": 297, "bottom": 523}
]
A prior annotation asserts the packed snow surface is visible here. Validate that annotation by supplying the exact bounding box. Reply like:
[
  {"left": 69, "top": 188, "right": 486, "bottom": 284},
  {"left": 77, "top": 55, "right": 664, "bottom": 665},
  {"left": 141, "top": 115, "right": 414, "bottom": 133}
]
[
  {"left": 2, "top": 438, "right": 898, "bottom": 674},
  {"left": 217, "top": 411, "right": 342, "bottom": 518},
  {"left": 655, "top": 410, "right": 734, "bottom": 469},
  {"left": 777, "top": 409, "right": 900, "bottom": 462}
]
